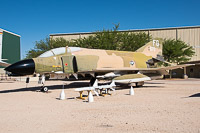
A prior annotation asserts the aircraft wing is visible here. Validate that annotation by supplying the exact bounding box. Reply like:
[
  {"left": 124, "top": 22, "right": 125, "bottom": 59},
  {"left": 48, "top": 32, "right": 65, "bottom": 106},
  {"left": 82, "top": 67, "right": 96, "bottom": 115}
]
[
  {"left": 46, "top": 64, "right": 194, "bottom": 81},
  {"left": 157, "top": 64, "right": 195, "bottom": 70},
  {"left": 94, "top": 64, "right": 194, "bottom": 72},
  {"left": 87, "top": 64, "right": 194, "bottom": 78}
]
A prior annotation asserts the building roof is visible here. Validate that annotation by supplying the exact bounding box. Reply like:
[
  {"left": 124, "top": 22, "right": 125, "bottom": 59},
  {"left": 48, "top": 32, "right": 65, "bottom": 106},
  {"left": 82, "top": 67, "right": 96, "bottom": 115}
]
[
  {"left": 0, "top": 28, "right": 21, "bottom": 37},
  {"left": 50, "top": 25, "right": 200, "bottom": 36},
  {"left": 182, "top": 60, "right": 200, "bottom": 65}
]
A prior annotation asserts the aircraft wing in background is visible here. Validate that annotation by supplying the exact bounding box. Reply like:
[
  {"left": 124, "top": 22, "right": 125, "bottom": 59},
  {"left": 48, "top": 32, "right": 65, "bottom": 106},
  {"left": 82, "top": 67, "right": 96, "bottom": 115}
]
[{"left": 0, "top": 60, "right": 10, "bottom": 67}]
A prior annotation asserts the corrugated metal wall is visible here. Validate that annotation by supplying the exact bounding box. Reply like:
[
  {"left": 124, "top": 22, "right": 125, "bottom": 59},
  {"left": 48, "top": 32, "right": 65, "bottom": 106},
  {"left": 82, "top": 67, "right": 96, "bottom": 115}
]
[
  {"left": 50, "top": 26, "right": 200, "bottom": 61},
  {"left": 150, "top": 29, "right": 177, "bottom": 40},
  {"left": 150, "top": 27, "right": 200, "bottom": 61},
  {"left": 2, "top": 31, "right": 20, "bottom": 64},
  {"left": 177, "top": 28, "right": 200, "bottom": 61}
]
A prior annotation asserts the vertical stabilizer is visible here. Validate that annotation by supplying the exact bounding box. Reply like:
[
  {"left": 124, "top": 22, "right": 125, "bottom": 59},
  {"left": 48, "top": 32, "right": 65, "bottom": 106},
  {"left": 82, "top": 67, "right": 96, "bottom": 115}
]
[{"left": 136, "top": 39, "right": 163, "bottom": 58}]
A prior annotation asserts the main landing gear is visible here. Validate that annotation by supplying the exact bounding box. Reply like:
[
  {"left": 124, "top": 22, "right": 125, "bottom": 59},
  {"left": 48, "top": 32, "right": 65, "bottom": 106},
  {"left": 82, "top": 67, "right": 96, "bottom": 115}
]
[
  {"left": 135, "top": 81, "right": 144, "bottom": 87},
  {"left": 41, "top": 86, "right": 48, "bottom": 92},
  {"left": 89, "top": 77, "right": 96, "bottom": 86}
]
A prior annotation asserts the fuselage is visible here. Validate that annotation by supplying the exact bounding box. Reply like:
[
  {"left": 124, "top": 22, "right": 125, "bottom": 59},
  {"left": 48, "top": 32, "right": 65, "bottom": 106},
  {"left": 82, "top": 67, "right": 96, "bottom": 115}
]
[
  {"left": 5, "top": 39, "right": 162, "bottom": 76},
  {"left": 33, "top": 47, "right": 153, "bottom": 75}
]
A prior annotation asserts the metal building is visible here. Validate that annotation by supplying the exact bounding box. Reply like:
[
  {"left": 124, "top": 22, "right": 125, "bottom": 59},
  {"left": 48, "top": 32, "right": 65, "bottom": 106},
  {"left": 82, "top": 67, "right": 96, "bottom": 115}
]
[
  {"left": 50, "top": 26, "right": 200, "bottom": 78},
  {"left": 0, "top": 28, "right": 20, "bottom": 66},
  {"left": 50, "top": 26, "right": 200, "bottom": 61}
]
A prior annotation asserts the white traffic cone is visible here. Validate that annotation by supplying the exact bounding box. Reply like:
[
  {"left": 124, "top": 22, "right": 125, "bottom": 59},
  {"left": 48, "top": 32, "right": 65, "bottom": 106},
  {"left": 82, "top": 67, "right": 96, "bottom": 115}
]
[
  {"left": 129, "top": 86, "right": 134, "bottom": 95},
  {"left": 60, "top": 88, "right": 66, "bottom": 100},
  {"left": 88, "top": 91, "right": 94, "bottom": 102}
]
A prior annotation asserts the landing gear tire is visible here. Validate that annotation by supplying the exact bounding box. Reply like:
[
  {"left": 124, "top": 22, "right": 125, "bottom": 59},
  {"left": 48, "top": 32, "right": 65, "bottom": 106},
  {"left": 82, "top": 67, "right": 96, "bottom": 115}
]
[{"left": 41, "top": 87, "right": 48, "bottom": 92}]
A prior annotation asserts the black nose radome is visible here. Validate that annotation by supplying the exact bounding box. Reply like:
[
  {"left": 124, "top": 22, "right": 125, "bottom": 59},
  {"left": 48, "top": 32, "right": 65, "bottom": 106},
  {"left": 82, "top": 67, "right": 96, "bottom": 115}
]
[{"left": 5, "top": 59, "right": 35, "bottom": 76}]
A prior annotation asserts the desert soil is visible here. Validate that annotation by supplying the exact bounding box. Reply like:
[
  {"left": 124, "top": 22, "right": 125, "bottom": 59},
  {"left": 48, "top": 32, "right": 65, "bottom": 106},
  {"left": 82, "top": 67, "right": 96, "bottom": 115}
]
[{"left": 0, "top": 79, "right": 199, "bottom": 133}]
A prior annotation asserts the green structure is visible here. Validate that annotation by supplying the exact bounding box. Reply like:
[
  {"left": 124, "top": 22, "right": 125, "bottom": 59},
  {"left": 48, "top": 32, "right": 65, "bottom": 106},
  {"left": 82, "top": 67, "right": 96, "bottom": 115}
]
[{"left": 0, "top": 28, "right": 20, "bottom": 66}]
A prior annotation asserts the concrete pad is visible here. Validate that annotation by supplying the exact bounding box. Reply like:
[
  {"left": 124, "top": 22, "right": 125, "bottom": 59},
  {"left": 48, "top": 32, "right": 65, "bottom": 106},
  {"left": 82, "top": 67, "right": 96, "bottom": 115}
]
[{"left": 0, "top": 79, "right": 199, "bottom": 133}]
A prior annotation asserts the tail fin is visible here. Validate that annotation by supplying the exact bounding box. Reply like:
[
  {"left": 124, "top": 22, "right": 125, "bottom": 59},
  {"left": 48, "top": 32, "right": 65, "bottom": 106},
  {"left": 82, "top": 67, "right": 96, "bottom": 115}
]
[{"left": 136, "top": 39, "right": 163, "bottom": 58}]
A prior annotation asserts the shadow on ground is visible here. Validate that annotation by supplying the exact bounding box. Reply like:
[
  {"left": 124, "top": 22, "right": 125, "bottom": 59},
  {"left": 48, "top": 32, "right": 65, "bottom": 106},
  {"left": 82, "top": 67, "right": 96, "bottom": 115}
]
[
  {"left": 189, "top": 93, "right": 200, "bottom": 97},
  {"left": 0, "top": 81, "right": 165, "bottom": 94},
  {"left": 115, "top": 84, "right": 164, "bottom": 90},
  {"left": 0, "top": 82, "right": 90, "bottom": 94},
  {"left": 144, "top": 82, "right": 165, "bottom": 84}
]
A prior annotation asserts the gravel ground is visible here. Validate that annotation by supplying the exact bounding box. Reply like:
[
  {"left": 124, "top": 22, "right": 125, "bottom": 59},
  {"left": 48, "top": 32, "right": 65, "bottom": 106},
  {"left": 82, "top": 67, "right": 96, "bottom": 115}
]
[{"left": 0, "top": 79, "right": 199, "bottom": 133}]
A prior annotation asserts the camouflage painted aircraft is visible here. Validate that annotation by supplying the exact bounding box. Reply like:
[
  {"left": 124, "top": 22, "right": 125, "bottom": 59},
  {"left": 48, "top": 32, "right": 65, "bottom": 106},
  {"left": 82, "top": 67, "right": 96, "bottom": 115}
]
[{"left": 5, "top": 39, "right": 191, "bottom": 91}]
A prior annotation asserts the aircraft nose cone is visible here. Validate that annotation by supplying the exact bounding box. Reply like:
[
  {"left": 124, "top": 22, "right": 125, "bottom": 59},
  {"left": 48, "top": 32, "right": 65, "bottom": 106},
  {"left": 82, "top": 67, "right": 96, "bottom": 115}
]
[{"left": 5, "top": 59, "right": 35, "bottom": 76}]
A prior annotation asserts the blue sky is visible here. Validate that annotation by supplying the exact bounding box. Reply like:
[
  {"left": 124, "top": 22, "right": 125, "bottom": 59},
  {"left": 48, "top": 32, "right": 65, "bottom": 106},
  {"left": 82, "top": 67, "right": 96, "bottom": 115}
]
[{"left": 1, "top": 0, "right": 200, "bottom": 59}]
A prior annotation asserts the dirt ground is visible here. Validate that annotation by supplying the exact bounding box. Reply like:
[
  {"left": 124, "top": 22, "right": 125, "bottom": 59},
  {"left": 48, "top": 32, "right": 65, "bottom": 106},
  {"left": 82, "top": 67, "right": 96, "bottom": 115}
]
[{"left": 0, "top": 79, "right": 199, "bottom": 133}]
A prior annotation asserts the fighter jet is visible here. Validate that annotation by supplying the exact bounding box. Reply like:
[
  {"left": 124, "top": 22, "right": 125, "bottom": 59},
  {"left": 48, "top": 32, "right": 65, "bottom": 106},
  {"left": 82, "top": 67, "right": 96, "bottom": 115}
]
[{"left": 5, "top": 39, "right": 191, "bottom": 91}]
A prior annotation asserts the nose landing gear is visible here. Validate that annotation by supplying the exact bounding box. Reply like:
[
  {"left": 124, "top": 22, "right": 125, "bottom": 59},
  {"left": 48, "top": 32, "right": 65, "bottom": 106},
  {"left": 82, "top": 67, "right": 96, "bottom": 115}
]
[
  {"left": 38, "top": 75, "right": 48, "bottom": 92},
  {"left": 41, "top": 86, "right": 48, "bottom": 92}
]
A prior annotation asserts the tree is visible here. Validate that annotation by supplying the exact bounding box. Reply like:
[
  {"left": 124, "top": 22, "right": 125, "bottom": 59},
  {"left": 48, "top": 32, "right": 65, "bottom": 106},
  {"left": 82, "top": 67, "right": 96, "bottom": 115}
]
[
  {"left": 25, "top": 24, "right": 150, "bottom": 58},
  {"left": 119, "top": 32, "right": 149, "bottom": 51},
  {"left": 74, "top": 24, "right": 150, "bottom": 51},
  {"left": 74, "top": 24, "right": 121, "bottom": 50},
  {"left": 163, "top": 39, "right": 195, "bottom": 64}
]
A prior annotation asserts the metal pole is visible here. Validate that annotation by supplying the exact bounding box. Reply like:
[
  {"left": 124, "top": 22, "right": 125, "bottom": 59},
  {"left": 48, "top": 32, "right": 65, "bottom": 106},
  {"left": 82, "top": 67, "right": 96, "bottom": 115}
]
[
  {"left": 170, "top": 70, "right": 172, "bottom": 79},
  {"left": 183, "top": 67, "right": 188, "bottom": 79}
]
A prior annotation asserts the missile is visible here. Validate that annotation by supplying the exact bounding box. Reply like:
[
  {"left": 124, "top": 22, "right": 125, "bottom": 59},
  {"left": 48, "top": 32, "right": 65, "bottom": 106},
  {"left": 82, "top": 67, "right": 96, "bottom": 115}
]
[{"left": 4, "top": 59, "right": 35, "bottom": 76}]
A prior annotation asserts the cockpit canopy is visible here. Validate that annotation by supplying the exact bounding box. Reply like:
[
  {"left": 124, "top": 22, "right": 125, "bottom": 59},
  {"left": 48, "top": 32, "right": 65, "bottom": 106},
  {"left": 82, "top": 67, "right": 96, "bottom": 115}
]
[{"left": 38, "top": 47, "right": 81, "bottom": 57}]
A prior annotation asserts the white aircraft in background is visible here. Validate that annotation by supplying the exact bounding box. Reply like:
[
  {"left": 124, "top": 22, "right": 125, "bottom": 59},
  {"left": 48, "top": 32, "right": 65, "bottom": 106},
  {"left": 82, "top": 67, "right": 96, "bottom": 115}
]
[{"left": 0, "top": 59, "right": 10, "bottom": 67}]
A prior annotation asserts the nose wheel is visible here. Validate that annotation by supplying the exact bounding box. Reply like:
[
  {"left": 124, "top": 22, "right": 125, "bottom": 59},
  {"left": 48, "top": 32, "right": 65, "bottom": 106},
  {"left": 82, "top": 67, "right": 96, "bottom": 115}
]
[
  {"left": 41, "top": 86, "right": 48, "bottom": 92},
  {"left": 39, "top": 75, "right": 48, "bottom": 92}
]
